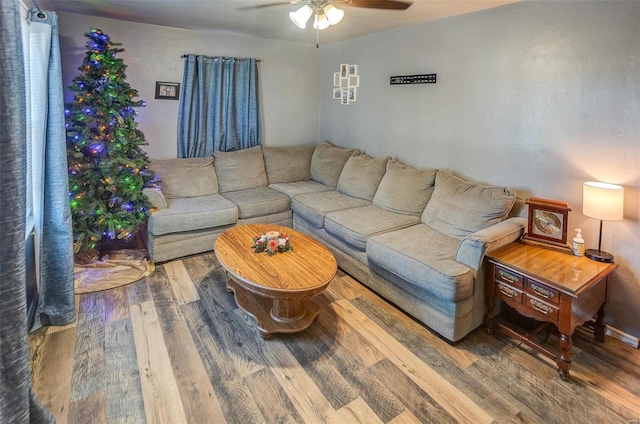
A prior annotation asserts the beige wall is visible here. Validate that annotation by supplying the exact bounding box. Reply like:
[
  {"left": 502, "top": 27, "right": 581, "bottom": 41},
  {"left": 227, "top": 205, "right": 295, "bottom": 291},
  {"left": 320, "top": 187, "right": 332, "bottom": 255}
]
[
  {"left": 319, "top": 1, "right": 640, "bottom": 338},
  {"left": 56, "top": 12, "right": 322, "bottom": 159}
]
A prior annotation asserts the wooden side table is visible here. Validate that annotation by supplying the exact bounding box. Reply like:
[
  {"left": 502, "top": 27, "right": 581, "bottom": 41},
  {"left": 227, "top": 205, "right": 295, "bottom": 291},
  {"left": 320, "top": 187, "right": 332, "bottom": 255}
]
[{"left": 484, "top": 242, "right": 618, "bottom": 380}]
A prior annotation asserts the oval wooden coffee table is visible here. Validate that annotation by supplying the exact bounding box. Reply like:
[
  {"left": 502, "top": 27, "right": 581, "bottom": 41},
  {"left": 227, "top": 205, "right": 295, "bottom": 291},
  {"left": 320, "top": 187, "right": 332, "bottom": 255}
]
[{"left": 214, "top": 224, "right": 337, "bottom": 339}]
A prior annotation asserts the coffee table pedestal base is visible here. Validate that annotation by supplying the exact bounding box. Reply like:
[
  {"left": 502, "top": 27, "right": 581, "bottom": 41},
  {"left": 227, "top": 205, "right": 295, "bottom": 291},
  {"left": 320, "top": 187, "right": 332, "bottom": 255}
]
[{"left": 226, "top": 279, "right": 320, "bottom": 339}]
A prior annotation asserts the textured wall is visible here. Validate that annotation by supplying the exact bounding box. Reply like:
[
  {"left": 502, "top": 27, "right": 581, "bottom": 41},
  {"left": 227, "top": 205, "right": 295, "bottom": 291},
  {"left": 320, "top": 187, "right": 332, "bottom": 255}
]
[
  {"left": 319, "top": 2, "right": 640, "bottom": 337},
  {"left": 56, "top": 12, "right": 322, "bottom": 158}
]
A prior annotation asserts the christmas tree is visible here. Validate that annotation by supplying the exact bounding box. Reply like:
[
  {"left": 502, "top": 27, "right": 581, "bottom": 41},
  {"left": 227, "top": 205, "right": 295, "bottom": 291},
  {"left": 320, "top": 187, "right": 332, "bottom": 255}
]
[{"left": 65, "top": 28, "right": 155, "bottom": 254}]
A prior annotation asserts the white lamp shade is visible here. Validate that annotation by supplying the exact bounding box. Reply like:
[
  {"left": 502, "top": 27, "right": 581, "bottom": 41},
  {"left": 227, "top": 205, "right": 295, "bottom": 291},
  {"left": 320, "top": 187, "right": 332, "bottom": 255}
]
[
  {"left": 324, "top": 4, "right": 344, "bottom": 25},
  {"left": 289, "top": 5, "right": 313, "bottom": 29},
  {"left": 313, "top": 13, "right": 330, "bottom": 30},
  {"left": 583, "top": 182, "right": 624, "bottom": 221}
]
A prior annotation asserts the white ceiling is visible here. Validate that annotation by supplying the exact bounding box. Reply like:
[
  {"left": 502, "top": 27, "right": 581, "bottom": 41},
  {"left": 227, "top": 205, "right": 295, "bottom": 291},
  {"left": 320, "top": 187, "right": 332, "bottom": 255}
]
[{"left": 37, "top": 0, "right": 519, "bottom": 45}]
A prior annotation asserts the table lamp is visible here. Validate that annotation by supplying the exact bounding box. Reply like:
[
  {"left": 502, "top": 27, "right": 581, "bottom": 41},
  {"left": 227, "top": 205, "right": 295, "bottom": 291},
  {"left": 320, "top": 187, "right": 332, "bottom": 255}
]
[{"left": 582, "top": 181, "right": 624, "bottom": 263}]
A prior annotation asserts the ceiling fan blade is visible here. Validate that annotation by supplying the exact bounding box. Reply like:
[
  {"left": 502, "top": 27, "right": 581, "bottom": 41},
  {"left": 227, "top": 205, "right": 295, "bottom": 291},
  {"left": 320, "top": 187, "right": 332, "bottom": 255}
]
[
  {"left": 237, "top": 1, "right": 301, "bottom": 11},
  {"left": 345, "top": 0, "right": 412, "bottom": 10}
]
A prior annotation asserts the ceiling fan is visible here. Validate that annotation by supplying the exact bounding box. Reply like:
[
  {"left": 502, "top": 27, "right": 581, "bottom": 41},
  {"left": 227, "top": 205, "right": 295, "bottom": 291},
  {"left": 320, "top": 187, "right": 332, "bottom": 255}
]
[{"left": 242, "top": 0, "right": 412, "bottom": 31}]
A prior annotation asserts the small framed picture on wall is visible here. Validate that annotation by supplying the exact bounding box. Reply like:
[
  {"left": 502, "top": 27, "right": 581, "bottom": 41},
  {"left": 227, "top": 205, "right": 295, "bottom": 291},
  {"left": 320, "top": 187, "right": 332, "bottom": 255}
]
[
  {"left": 334, "top": 72, "right": 341, "bottom": 87},
  {"left": 333, "top": 87, "right": 342, "bottom": 99},
  {"left": 341, "top": 89, "right": 349, "bottom": 105},
  {"left": 340, "top": 64, "right": 348, "bottom": 78},
  {"left": 155, "top": 82, "right": 180, "bottom": 100},
  {"left": 348, "top": 87, "right": 357, "bottom": 102}
]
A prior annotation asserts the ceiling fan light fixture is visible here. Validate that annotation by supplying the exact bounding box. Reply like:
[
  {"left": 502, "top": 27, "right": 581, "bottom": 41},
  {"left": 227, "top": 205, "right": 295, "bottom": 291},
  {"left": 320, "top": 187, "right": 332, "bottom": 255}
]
[
  {"left": 313, "top": 12, "right": 330, "bottom": 30},
  {"left": 324, "top": 4, "right": 344, "bottom": 25},
  {"left": 289, "top": 5, "right": 313, "bottom": 29}
]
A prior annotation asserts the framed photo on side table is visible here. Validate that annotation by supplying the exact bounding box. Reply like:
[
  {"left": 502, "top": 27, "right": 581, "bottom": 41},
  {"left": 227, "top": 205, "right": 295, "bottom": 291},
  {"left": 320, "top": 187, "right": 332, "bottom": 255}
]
[{"left": 522, "top": 197, "right": 572, "bottom": 251}]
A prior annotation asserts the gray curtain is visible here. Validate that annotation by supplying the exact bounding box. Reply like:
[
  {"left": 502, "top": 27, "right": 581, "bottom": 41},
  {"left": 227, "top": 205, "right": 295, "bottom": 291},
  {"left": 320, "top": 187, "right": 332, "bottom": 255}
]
[
  {"left": 177, "top": 54, "right": 263, "bottom": 156},
  {"left": 0, "top": 1, "right": 55, "bottom": 422},
  {"left": 28, "top": 9, "right": 75, "bottom": 327}
]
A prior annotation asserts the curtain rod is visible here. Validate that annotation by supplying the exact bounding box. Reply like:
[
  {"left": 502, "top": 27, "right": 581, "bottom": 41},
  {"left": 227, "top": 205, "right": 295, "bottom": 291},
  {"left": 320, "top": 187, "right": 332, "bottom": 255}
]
[{"left": 180, "top": 54, "right": 262, "bottom": 62}]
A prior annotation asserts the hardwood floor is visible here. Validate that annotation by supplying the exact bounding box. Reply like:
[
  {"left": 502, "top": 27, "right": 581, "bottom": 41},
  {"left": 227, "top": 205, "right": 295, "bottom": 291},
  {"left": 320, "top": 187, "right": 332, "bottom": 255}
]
[{"left": 29, "top": 251, "right": 640, "bottom": 423}]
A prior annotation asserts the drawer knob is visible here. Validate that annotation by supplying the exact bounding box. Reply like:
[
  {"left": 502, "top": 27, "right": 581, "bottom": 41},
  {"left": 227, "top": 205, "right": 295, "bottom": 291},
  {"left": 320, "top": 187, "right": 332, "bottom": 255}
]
[
  {"left": 498, "top": 284, "right": 518, "bottom": 298},
  {"left": 531, "top": 283, "right": 554, "bottom": 299},
  {"left": 530, "top": 298, "right": 552, "bottom": 315},
  {"left": 498, "top": 269, "right": 518, "bottom": 284}
]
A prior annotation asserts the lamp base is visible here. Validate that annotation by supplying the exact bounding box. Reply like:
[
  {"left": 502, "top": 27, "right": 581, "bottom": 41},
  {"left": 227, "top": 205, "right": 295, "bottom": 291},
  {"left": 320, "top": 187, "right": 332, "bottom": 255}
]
[{"left": 585, "top": 248, "right": 615, "bottom": 263}]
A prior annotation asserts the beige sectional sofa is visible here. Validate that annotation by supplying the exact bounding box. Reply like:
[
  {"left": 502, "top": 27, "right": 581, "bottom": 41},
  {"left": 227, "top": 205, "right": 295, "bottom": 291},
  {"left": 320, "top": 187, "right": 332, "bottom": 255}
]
[{"left": 143, "top": 141, "right": 526, "bottom": 342}]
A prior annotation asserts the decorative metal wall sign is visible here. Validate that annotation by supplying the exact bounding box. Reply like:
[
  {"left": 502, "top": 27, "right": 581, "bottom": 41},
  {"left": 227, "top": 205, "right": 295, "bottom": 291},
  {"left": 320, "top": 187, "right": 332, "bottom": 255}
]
[{"left": 390, "top": 74, "right": 436, "bottom": 85}]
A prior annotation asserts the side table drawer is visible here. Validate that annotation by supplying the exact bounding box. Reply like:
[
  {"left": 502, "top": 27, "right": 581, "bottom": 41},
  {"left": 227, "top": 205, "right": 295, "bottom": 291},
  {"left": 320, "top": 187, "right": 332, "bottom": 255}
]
[
  {"left": 525, "top": 279, "right": 560, "bottom": 305},
  {"left": 495, "top": 266, "right": 524, "bottom": 289},
  {"left": 497, "top": 283, "right": 523, "bottom": 304},
  {"left": 524, "top": 294, "right": 559, "bottom": 321}
]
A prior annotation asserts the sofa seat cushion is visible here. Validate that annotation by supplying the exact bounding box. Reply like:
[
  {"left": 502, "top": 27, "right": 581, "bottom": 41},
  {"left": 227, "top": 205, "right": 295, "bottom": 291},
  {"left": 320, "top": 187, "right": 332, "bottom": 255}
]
[
  {"left": 269, "top": 181, "right": 332, "bottom": 197},
  {"left": 367, "top": 224, "right": 474, "bottom": 302},
  {"left": 148, "top": 194, "right": 238, "bottom": 236},
  {"left": 422, "top": 170, "right": 516, "bottom": 239},
  {"left": 222, "top": 187, "right": 291, "bottom": 219},
  {"left": 292, "top": 190, "right": 370, "bottom": 228},
  {"left": 325, "top": 206, "right": 420, "bottom": 251}
]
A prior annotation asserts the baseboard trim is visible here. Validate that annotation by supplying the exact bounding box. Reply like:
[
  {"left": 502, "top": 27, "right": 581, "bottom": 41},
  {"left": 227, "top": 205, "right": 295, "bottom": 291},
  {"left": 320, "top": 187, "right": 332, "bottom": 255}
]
[{"left": 606, "top": 325, "right": 640, "bottom": 349}]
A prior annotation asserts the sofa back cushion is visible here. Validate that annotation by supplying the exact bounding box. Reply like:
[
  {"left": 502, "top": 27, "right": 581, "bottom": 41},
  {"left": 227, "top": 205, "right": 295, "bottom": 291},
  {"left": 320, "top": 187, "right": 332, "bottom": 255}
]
[
  {"left": 263, "top": 145, "right": 315, "bottom": 184},
  {"left": 214, "top": 146, "right": 268, "bottom": 193},
  {"left": 337, "top": 154, "right": 390, "bottom": 201},
  {"left": 373, "top": 160, "right": 438, "bottom": 216},
  {"left": 310, "top": 141, "right": 358, "bottom": 188},
  {"left": 421, "top": 170, "right": 516, "bottom": 239},
  {"left": 150, "top": 157, "right": 218, "bottom": 199}
]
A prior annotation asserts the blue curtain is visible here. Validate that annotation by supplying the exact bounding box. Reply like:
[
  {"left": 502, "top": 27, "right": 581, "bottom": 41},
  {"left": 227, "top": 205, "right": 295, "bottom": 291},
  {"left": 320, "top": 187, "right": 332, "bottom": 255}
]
[
  {"left": 28, "top": 9, "right": 75, "bottom": 327},
  {"left": 178, "top": 54, "right": 263, "bottom": 156},
  {"left": 0, "top": 1, "right": 55, "bottom": 422}
]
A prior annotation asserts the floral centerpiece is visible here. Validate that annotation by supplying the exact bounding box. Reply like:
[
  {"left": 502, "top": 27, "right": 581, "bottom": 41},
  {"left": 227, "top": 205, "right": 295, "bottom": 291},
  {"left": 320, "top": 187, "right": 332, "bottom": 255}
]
[{"left": 253, "top": 231, "right": 293, "bottom": 255}]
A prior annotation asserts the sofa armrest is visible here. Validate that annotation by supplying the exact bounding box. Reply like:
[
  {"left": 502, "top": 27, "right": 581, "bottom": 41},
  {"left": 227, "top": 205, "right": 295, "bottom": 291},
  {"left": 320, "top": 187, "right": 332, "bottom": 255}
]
[
  {"left": 455, "top": 217, "right": 526, "bottom": 271},
  {"left": 143, "top": 187, "right": 168, "bottom": 210}
]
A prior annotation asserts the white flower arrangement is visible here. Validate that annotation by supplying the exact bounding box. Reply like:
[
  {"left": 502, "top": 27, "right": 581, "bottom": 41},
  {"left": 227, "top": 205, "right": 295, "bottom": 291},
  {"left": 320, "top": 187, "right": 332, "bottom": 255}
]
[{"left": 252, "top": 231, "right": 293, "bottom": 255}]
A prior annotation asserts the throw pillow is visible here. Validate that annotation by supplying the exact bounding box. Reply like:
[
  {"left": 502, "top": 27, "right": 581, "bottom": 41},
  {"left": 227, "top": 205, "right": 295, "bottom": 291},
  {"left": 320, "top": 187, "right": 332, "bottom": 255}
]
[
  {"left": 263, "top": 145, "right": 315, "bottom": 183},
  {"left": 421, "top": 170, "right": 516, "bottom": 239},
  {"left": 337, "top": 154, "right": 391, "bottom": 201},
  {"left": 310, "top": 141, "right": 359, "bottom": 188},
  {"left": 214, "top": 146, "right": 268, "bottom": 193},
  {"left": 373, "top": 160, "right": 438, "bottom": 215},
  {"left": 150, "top": 157, "right": 218, "bottom": 199}
]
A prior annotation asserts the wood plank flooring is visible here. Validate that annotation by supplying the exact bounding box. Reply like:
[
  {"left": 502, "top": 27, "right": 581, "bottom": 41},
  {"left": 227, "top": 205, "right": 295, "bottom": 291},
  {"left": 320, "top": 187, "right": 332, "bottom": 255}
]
[{"left": 29, "top": 251, "right": 640, "bottom": 423}]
